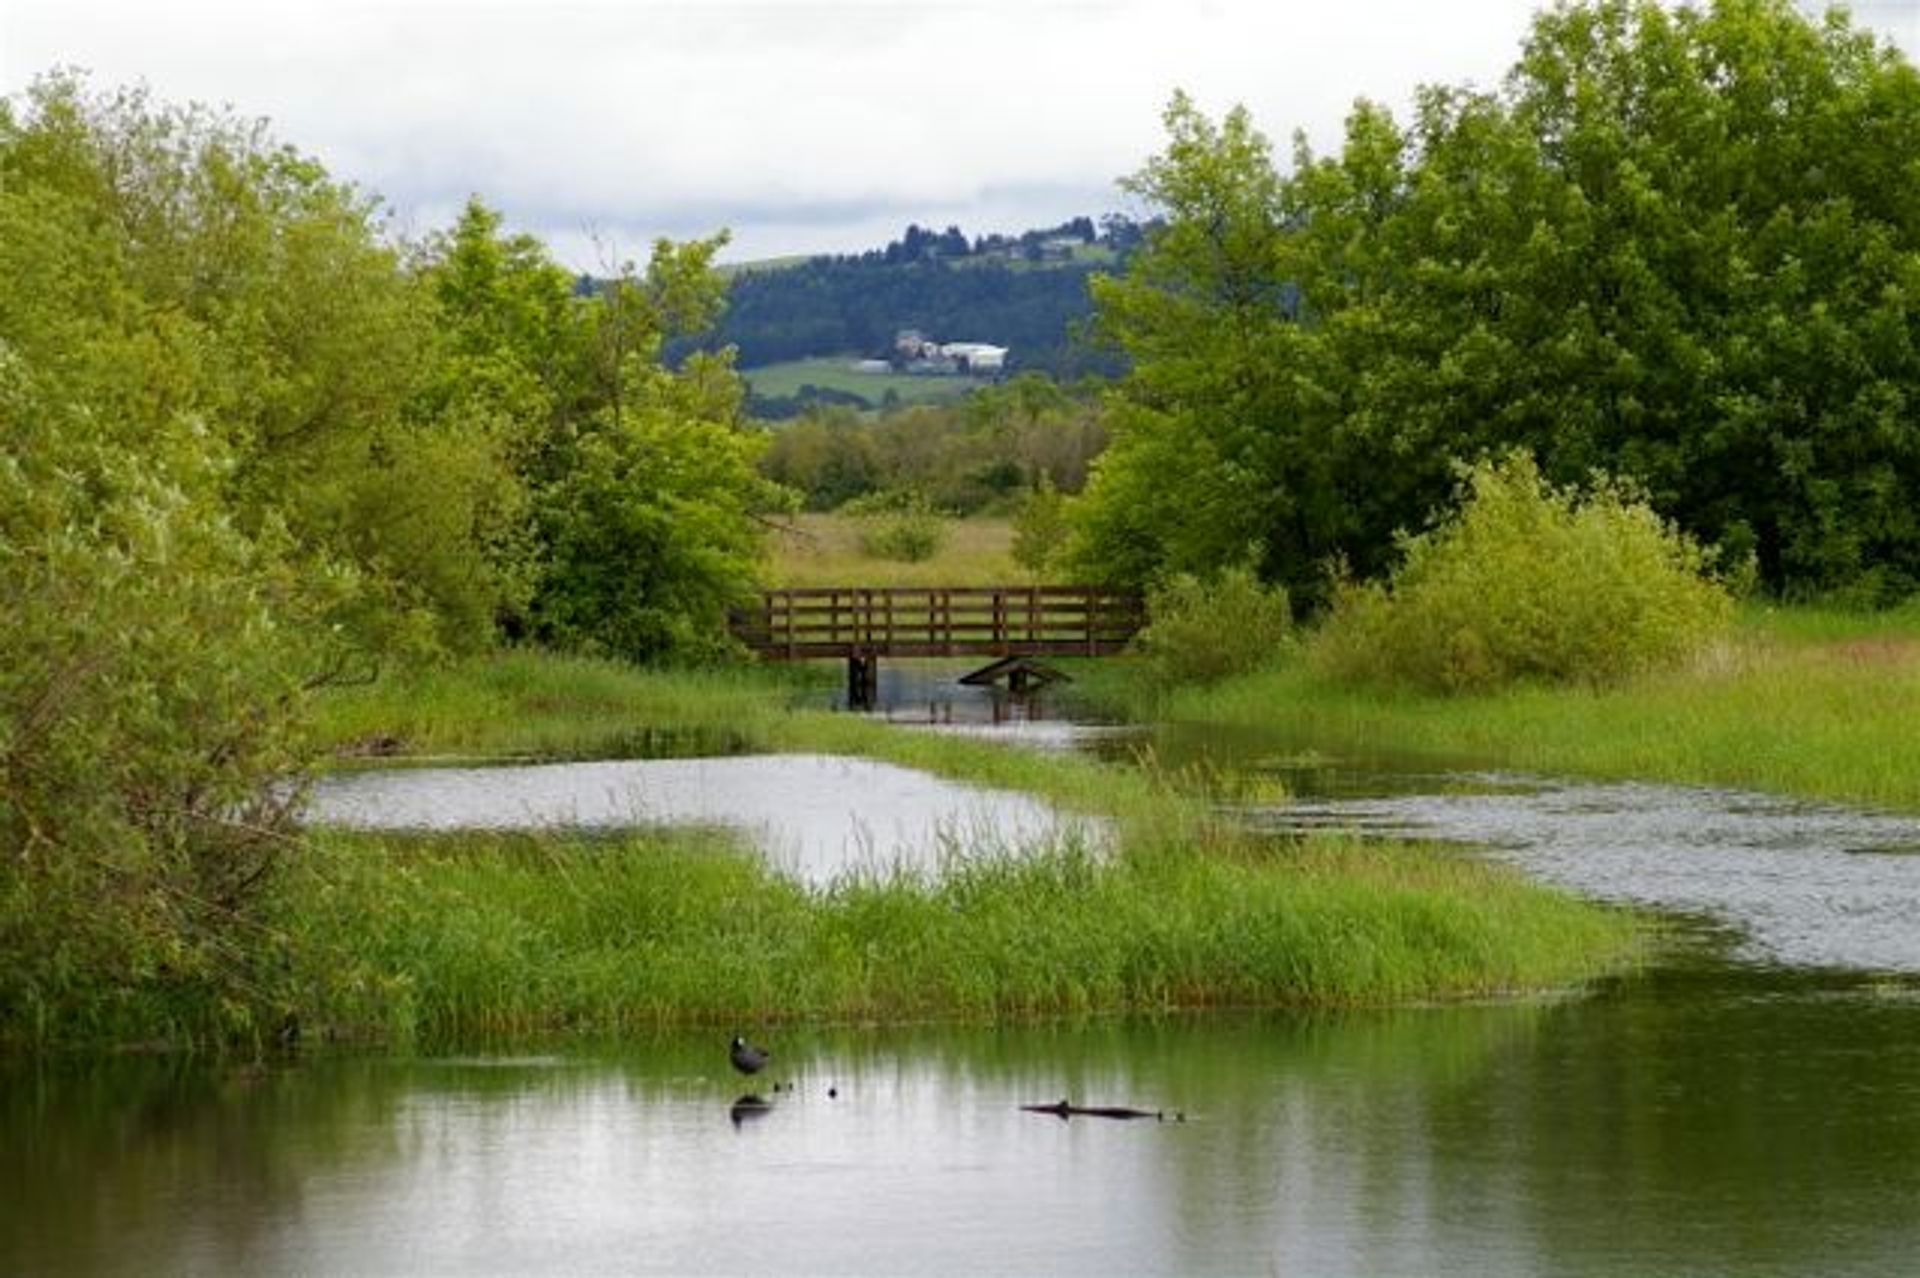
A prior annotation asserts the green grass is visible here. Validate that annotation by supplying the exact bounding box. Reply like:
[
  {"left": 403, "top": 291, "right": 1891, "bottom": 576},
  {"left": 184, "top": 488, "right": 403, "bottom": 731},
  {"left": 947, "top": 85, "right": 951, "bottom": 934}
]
[
  {"left": 280, "top": 826, "right": 1643, "bottom": 1045},
  {"left": 311, "top": 650, "right": 820, "bottom": 762},
  {"left": 310, "top": 647, "right": 1174, "bottom": 825},
  {"left": 744, "top": 356, "right": 980, "bottom": 407},
  {"left": 766, "top": 512, "right": 1020, "bottom": 587},
  {"left": 291, "top": 649, "right": 1646, "bottom": 1044},
  {"left": 1142, "top": 602, "right": 1920, "bottom": 811}
]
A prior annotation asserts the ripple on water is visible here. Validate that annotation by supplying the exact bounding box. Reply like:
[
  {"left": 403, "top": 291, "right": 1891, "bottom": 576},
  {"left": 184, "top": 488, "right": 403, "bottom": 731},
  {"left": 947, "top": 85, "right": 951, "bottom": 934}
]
[{"left": 1258, "top": 778, "right": 1920, "bottom": 972}]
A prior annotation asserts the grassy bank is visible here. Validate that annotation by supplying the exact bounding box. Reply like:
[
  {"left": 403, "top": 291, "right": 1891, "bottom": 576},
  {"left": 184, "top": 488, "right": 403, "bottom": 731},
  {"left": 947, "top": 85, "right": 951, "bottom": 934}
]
[
  {"left": 280, "top": 826, "right": 1641, "bottom": 1044},
  {"left": 284, "top": 649, "right": 1646, "bottom": 1044},
  {"left": 1147, "top": 603, "right": 1920, "bottom": 811},
  {"left": 312, "top": 651, "right": 819, "bottom": 761},
  {"left": 310, "top": 649, "right": 1158, "bottom": 820}
]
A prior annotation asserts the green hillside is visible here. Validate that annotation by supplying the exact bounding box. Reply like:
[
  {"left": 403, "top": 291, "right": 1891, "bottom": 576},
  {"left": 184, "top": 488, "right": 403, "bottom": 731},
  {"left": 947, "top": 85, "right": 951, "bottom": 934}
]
[{"left": 743, "top": 356, "right": 978, "bottom": 409}]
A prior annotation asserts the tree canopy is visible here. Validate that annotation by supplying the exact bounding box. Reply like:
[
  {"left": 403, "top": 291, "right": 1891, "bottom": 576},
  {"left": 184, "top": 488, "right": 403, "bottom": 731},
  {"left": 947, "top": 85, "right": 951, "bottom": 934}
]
[
  {"left": 0, "top": 73, "right": 783, "bottom": 1045},
  {"left": 1073, "top": 0, "right": 1920, "bottom": 603},
  {"left": 759, "top": 373, "right": 1107, "bottom": 514}
]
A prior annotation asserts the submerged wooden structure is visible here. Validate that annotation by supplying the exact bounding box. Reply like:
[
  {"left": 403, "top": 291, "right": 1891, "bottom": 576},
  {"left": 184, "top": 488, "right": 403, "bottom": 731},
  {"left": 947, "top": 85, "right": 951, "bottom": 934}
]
[{"left": 729, "top": 586, "right": 1145, "bottom": 705}]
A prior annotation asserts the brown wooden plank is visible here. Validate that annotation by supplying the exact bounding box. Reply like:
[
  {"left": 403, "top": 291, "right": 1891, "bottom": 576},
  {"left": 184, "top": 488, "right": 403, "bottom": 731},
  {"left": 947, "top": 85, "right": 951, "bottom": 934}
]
[{"left": 730, "top": 585, "right": 1144, "bottom": 660}]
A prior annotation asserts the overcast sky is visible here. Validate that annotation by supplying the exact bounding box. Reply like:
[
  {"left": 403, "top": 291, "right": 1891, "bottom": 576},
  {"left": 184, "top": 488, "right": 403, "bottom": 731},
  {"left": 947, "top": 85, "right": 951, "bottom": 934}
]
[{"left": 5, "top": 1, "right": 1916, "bottom": 266}]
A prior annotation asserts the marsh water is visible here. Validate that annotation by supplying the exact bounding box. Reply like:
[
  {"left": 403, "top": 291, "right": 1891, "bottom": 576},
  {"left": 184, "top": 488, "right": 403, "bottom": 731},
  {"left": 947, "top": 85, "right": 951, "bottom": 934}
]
[
  {"left": 307, "top": 753, "right": 1093, "bottom": 887},
  {"left": 12, "top": 664, "right": 1920, "bottom": 1275}
]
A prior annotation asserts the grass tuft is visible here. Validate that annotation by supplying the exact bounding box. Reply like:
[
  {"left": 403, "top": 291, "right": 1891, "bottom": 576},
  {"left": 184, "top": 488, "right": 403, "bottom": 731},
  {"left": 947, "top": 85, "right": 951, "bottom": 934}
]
[{"left": 280, "top": 826, "right": 1643, "bottom": 1044}]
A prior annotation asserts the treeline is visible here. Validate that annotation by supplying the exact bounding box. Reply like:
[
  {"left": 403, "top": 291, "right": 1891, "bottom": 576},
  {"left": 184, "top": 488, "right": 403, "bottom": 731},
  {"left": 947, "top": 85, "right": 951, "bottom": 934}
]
[
  {"left": 670, "top": 217, "right": 1145, "bottom": 380},
  {"left": 760, "top": 374, "right": 1107, "bottom": 513},
  {"left": 1070, "top": 0, "right": 1920, "bottom": 606},
  {"left": 0, "top": 75, "right": 786, "bottom": 1048},
  {"left": 853, "top": 215, "right": 1147, "bottom": 266}
]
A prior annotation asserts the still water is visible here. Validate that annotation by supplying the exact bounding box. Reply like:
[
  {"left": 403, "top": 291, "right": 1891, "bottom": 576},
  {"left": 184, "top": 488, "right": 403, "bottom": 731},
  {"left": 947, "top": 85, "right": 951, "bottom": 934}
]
[
  {"left": 1259, "top": 776, "right": 1920, "bottom": 971},
  {"left": 8, "top": 981, "right": 1920, "bottom": 1276},
  {"left": 1132, "top": 722, "right": 1920, "bottom": 973},
  {"left": 13, "top": 671, "right": 1920, "bottom": 1274},
  {"left": 307, "top": 753, "right": 1088, "bottom": 887}
]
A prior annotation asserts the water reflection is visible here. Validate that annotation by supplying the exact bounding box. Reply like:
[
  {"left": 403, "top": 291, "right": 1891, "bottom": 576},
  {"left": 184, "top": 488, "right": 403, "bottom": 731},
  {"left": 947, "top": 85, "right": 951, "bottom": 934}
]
[
  {"left": 306, "top": 754, "right": 1093, "bottom": 887},
  {"left": 8, "top": 984, "right": 1920, "bottom": 1275},
  {"left": 838, "top": 659, "right": 1141, "bottom": 755},
  {"left": 32, "top": 667, "right": 1920, "bottom": 1270},
  {"left": 727, "top": 1093, "right": 775, "bottom": 1128},
  {"left": 836, "top": 659, "right": 1071, "bottom": 724}
]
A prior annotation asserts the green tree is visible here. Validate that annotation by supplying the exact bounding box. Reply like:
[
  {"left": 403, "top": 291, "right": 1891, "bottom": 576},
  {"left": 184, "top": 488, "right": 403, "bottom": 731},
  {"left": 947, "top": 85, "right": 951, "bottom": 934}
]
[
  {"left": 964, "top": 372, "right": 1108, "bottom": 494},
  {"left": 1, "top": 75, "right": 530, "bottom": 657},
  {"left": 1012, "top": 477, "right": 1071, "bottom": 577},
  {"left": 532, "top": 238, "right": 794, "bottom": 661},
  {"left": 0, "top": 293, "right": 311, "bottom": 1049},
  {"left": 1072, "top": 92, "right": 1336, "bottom": 595},
  {"left": 1076, "top": 2, "right": 1920, "bottom": 601},
  {"left": 0, "top": 72, "right": 791, "bottom": 1046},
  {"left": 759, "top": 406, "right": 883, "bottom": 510},
  {"left": 408, "top": 197, "right": 593, "bottom": 638}
]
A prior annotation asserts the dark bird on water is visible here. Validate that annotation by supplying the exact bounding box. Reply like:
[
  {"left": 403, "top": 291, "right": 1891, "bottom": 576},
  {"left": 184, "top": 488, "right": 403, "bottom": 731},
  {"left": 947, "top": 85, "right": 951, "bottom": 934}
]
[{"left": 730, "top": 1036, "right": 769, "bottom": 1077}]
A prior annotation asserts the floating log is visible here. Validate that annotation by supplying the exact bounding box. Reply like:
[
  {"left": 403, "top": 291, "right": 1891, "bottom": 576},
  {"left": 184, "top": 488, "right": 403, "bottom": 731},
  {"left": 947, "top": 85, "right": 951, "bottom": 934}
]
[{"left": 1019, "top": 1099, "right": 1179, "bottom": 1121}]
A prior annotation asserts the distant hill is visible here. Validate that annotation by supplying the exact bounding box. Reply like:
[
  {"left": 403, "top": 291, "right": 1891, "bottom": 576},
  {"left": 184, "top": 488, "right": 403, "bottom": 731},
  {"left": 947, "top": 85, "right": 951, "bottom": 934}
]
[{"left": 667, "top": 217, "right": 1145, "bottom": 390}]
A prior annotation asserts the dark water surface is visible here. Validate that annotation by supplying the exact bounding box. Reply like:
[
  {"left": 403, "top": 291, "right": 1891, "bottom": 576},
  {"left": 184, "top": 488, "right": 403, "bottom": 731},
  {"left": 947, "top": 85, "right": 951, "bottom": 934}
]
[
  {"left": 7, "top": 982, "right": 1920, "bottom": 1276},
  {"left": 14, "top": 670, "right": 1920, "bottom": 1274}
]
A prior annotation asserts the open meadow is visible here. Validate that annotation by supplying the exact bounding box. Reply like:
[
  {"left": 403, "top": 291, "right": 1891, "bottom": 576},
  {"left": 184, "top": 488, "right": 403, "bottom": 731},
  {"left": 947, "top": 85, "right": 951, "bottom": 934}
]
[
  {"left": 763, "top": 512, "right": 1022, "bottom": 587},
  {"left": 744, "top": 356, "right": 978, "bottom": 407}
]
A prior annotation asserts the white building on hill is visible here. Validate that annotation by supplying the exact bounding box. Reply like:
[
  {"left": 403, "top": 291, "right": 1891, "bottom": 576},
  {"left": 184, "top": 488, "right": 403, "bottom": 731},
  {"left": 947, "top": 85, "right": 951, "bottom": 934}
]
[
  {"left": 936, "top": 342, "right": 1008, "bottom": 374},
  {"left": 890, "top": 329, "right": 1009, "bottom": 375}
]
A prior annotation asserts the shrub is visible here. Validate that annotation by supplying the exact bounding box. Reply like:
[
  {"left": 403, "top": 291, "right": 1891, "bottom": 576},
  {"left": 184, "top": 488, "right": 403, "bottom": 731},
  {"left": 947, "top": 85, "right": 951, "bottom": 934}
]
[
  {"left": 0, "top": 353, "right": 313, "bottom": 1051},
  {"left": 1135, "top": 567, "right": 1292, "bottom": 687},
  {"left": 1311, "top": 452, "right": 1735, "bottom": 692},
  {"left": 1011, "top": 478, "right": 1069, "bottom": 577},
  {"left": 841, "top": 490, "right": 948, "bottom": 563}
]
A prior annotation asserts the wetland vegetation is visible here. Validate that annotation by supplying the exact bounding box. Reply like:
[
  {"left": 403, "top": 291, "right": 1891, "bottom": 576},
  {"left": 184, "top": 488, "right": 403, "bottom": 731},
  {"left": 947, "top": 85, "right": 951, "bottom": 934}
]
[
  {"left": 1153, "top": 603, "right": 1920, "bottom": 813},
  {"left": 293, "top": 652, "right": 1644, "bottom": 1048},
  {"left": 12, "top": 0, "right": 1920, "bottom": 1058},
  {"left": 280, "top": 826, "right": 1634, "bottom": 1045}
]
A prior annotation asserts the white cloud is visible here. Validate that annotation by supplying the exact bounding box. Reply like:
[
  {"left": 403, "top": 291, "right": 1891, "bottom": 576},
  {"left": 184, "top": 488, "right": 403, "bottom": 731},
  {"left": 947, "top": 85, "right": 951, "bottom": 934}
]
[{"left": 5, "top": 1, "right": 1914, "bottom": 265}]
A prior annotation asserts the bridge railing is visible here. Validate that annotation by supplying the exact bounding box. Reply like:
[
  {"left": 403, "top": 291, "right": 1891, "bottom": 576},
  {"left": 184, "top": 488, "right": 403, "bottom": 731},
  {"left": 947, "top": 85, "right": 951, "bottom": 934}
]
[{"left": 730, "top": 586, "right": 1144, "bottom": 659}]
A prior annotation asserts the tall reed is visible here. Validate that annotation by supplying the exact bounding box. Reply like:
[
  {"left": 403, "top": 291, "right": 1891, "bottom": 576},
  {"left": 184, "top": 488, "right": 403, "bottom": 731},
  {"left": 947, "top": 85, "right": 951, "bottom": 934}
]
[{"left": 280, "top": 827, "right": 1643, "bottom": 1045}]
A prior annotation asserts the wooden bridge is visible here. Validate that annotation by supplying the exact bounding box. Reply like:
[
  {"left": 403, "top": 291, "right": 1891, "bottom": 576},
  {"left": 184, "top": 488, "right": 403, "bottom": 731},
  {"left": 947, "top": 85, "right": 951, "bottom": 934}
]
[{"left": 729, "top": 586, "right": 1145, "bottom": 704}]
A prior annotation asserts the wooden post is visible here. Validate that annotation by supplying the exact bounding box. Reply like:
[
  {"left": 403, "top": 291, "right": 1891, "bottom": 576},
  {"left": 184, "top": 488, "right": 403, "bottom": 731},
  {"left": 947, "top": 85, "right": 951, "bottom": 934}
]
[{"left": 847, "top": 652, "right": 878, "bottom": 708}]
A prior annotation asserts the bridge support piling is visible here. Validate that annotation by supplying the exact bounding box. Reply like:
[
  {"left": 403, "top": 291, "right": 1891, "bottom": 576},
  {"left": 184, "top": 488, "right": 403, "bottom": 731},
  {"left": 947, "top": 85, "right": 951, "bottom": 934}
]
[{"left": 847, "top": 652, "right": 879, "bottom": 709}]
